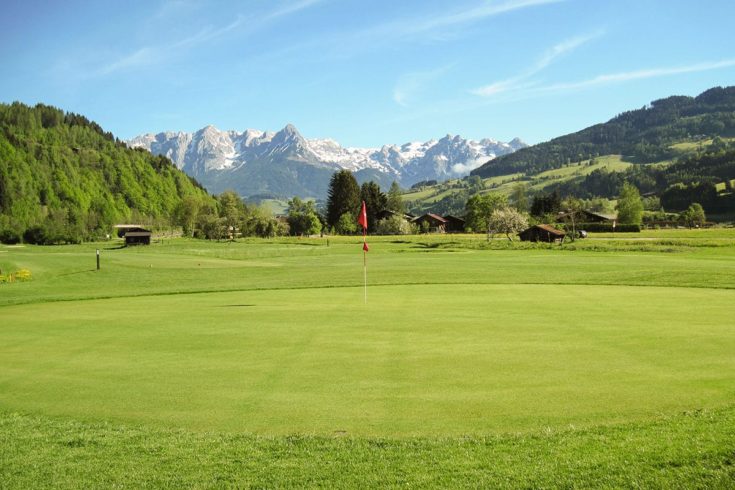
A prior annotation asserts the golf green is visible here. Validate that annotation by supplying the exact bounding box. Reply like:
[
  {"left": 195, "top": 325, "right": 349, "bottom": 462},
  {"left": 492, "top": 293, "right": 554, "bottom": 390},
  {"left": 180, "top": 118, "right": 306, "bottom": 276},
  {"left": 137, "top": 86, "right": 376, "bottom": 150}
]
[{"left": 2, "top": 282, "right": 733, "bottom": 436}]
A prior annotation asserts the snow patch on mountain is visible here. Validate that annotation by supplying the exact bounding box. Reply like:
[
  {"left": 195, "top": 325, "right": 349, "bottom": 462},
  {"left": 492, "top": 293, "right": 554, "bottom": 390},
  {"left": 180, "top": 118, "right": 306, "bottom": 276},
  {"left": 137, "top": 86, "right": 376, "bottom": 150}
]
[{"left": 128, "top": 124, "right": 526, "bottom": 196}]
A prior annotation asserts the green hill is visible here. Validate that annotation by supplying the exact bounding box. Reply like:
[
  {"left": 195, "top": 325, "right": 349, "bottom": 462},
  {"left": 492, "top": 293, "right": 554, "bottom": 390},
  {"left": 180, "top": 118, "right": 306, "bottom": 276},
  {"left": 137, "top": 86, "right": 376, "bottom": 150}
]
[
  {"left": 472, "top": 86, "right": 735, "bottom": 178},
  {"left": 406, "top": 87, "right": 735, "bottom": 217},
  {"left": 0, "top": 102, "right": 215, "bottom": 243}
]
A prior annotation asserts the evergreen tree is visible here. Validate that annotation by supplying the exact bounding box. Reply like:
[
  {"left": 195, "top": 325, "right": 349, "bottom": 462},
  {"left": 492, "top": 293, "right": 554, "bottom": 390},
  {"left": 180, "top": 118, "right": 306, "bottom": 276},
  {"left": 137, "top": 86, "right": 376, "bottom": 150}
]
[
  {"left": 326, "top": 170, "right": 360, "bottom": 229},
  {"left": 510, "top": 182, "right": 529, "bottom": 212},
  {"left": 360, "top": 181, "right": 387, "bottom": 233},
  {"left": 530, "top": 190, "right": 561, "bottom": 217},
  {"left": 386, "top": 181, "right": 405, "bottom": 214}
]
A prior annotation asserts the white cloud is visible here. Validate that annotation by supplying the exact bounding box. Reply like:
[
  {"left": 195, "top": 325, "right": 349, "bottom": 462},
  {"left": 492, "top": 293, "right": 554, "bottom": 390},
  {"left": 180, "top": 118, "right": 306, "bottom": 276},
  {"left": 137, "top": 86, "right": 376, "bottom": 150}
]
[
  {"left": 93, "top": 1, "right": 324, "bottom": 76},
  {"left": 471, "top": 31, "right": 603, "bottom": 97},
  {"left": 451, "top": 158, "right": 489, "bottom": 174},
  {"left": 97, "top": 48, "right": 157, "bottom": 76},
  {"left": 393, "top": 64, "right": 455, "bottom": 107},
  {"left": 264, "top": 0, "right": 326, "bottom": 21},
  {"left": 363, "top": 0, "right": 566, "bottom": 43}
]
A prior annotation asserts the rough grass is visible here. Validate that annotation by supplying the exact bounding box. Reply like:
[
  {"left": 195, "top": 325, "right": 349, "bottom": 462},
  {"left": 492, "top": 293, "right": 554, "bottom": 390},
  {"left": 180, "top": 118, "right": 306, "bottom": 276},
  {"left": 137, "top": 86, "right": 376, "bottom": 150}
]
[{"left": 2, "top": 408, "right": 734, "bottom": 488}]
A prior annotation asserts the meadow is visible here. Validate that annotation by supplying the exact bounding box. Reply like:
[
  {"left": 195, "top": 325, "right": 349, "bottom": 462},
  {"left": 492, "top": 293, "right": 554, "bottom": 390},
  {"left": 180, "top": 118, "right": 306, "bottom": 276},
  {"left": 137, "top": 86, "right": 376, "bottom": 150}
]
[{"left": 1, "top": 231, "right": 735, "bottom": 487}]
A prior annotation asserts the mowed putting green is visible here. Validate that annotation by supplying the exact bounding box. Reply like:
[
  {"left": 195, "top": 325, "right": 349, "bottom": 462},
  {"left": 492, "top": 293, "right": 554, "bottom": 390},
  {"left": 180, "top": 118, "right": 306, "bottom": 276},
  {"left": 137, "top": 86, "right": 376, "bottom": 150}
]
[{"left": 2, "top": 276, "right": 734, "bottom": 436}]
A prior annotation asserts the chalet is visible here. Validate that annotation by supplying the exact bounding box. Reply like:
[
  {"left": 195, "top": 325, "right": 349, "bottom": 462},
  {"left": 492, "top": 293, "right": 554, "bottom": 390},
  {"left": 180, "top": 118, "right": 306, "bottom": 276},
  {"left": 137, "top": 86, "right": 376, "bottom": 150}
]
[
  {"left": 519, "top": 224, "right": 566, "bottom": 243},
  {"left": 443, "top": 215, "right": 466, "bottom": 233},
  {"left": 412, "top": 213, "right": 447, "bottom": 233}
]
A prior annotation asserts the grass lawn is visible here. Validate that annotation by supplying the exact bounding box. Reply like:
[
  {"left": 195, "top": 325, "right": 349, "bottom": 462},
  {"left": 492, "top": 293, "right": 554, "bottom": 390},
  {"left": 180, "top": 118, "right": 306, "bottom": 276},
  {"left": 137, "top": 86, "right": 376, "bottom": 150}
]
[{"left": 1, "top": 232, "right": 735, "bottom": 486}]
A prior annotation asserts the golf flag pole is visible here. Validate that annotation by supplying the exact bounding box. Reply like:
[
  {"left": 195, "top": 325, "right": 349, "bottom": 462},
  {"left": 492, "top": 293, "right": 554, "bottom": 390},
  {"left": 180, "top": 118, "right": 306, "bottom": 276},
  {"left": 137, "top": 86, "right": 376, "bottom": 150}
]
[{"left": 358, "top": 201, "right": 369, "bottom": 303}]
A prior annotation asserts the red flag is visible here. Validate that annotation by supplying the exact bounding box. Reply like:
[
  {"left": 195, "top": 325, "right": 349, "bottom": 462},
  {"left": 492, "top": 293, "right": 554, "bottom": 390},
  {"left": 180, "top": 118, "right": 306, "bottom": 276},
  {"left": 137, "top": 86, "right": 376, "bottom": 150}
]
[
  {"left": 363, "top": 241, "right": 369, "bottom": 252},
  {"left": 358, "top": 201, "right": 368, "bottom": 230}
]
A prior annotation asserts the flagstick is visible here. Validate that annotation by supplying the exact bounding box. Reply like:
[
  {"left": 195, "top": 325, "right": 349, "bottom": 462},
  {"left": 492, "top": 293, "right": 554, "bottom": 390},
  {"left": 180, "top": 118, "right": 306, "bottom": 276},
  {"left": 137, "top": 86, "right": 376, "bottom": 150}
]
[{"left": 363, "top": 231, "right": 367, "bottom": 304}]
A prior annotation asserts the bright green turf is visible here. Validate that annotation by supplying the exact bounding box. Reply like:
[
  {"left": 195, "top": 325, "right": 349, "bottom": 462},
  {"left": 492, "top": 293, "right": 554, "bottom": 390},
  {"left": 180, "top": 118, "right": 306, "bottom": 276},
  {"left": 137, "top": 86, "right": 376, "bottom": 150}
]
[
  {"left": 2, "top": 233, "right": 735, "bottom": 486},
  {"left": 2, "top": 282, "right": 733, "bottom": 436},
  {"left": 2, "top": 232, "right": 735, "bottom": 437}
]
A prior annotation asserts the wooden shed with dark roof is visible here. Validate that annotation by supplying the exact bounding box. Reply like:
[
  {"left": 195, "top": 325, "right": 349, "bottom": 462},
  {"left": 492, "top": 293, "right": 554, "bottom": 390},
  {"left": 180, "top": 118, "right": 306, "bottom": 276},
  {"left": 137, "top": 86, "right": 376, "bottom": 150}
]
[
  {"left": 116, "top": 226, "right": 152, "bottom": 246},
  {"left": 519, "top": 224, "right": 566, "bottom": 243}
]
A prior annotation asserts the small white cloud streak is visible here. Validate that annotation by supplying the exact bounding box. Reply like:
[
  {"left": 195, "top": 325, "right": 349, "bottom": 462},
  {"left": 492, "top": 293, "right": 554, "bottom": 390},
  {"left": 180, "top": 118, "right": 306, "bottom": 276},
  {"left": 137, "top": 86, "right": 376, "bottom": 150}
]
[
  {"left": 536, "top": 59, "right": 735, "bottom": 93},
  {"left": 401, "top": 0, "right": 565, "bottom": 37},
  {"left": 264, "top": 0, "right": 325, "bottom": 21},
  {"left": 97, "top": 48, "right": 157, "bottom": 76},
  {"left": 471, "top": 31, "right": 603, "bottom": 96},
  {"left": 393, "top": 64, "right": 455, "bottom": 107},
  {"left": 95, "top": 1, "right": 323, "bottom": 76},
  {"left": 360, "top": 0, "right": 565, "bottom": 44}
]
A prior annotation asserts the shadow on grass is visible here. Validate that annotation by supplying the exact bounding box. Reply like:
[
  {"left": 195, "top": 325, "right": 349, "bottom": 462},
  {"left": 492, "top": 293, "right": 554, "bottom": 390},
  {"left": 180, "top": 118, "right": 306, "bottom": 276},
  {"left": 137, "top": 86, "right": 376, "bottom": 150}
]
[
  {"left": 56, "top": 269, "right": 97, "bottom": 277},
  {"left": 411, "top": 241, "right": 461, "bottom": 249},
  {"left": 219, "top": 304, "right": 256, "bottom": 307}
]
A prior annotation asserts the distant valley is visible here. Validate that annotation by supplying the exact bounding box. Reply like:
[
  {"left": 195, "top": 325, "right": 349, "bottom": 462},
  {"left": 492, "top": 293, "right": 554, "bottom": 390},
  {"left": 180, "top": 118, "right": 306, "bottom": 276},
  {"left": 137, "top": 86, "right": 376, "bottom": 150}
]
[{"left": 127, "top": 125, "right": 526, "bottom": 199}]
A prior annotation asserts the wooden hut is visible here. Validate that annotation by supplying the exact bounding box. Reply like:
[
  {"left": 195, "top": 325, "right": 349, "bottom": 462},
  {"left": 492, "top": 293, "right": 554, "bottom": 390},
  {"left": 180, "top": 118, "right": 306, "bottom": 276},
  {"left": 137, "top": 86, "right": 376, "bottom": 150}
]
[
  {"left": 115, "top": 224, "right": 152, "bottom": 245},
  {"left": 124, "top": 229, "right": 152, "bottom": 246},
  {"left": 519, "top": 224, "right": 566, "bottom": 243}
]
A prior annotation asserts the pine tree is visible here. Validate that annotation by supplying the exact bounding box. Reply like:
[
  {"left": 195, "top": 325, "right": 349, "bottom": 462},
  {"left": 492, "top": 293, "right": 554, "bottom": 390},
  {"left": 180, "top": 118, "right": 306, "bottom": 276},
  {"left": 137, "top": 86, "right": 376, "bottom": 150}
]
[
  {"left": 386, "top": 181, "right": 405, "bottom": 214},
  {"left": 326, "top": 170, "right": 360, "bottom": 229},
  {"left": 360, "top": 181, "right": 387, "bottom": 233}
]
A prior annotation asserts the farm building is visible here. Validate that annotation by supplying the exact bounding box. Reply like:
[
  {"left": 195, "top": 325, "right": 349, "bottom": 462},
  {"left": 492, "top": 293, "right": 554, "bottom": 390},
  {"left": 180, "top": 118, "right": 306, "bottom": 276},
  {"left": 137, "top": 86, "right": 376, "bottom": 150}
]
[
  {"left": 114, "top": 226, "right": 152, "bottom": 246},
  {"left": 519, "top": 224, "right": 566, "bottom": 243},
  {"left": 443, "top": 215, "right": 466, "bottom": 233},
  {"left": 114, "top": 224, "right": 146, "bottom": 238},
  {"left": 413, "top": 213, "right": 448, "bottom": 233}
]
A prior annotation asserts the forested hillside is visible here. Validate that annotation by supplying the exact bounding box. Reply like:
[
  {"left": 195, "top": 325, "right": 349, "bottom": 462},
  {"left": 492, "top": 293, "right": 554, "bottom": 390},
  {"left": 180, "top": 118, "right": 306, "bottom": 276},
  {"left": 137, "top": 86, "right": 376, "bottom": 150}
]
[
  {"left": 0, "top": 102, "right": 214, "bottom": 243},
  {"left": 472, "top": 86, "right": 735, "bottom": 177}
]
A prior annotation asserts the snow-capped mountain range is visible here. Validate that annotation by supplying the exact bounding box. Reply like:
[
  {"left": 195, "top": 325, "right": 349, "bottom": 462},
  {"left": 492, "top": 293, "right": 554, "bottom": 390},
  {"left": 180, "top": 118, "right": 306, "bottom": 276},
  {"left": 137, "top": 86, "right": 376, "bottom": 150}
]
[{"left": 128, "top": 124, "right": 526, "bottom": 198}]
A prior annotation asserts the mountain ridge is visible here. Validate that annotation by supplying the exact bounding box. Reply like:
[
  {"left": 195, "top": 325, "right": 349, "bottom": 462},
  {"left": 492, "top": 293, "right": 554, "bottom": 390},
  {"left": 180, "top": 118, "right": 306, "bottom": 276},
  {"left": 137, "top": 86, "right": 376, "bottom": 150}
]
[{"left": 128, "top": 125, "right": 526, "bottom": 198}]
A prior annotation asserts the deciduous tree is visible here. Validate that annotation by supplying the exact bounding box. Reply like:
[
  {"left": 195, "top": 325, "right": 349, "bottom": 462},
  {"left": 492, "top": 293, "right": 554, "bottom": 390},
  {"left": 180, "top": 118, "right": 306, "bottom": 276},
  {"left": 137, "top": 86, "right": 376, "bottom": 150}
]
[
  {"left": 488, "top": 207, "right": 528, "bottom": 241},
  {"left": 616, "top": 183, "right": 644, "bottom": 225},
  {"left": 465, "top": 193, "right": 508, "bottom": 240}
]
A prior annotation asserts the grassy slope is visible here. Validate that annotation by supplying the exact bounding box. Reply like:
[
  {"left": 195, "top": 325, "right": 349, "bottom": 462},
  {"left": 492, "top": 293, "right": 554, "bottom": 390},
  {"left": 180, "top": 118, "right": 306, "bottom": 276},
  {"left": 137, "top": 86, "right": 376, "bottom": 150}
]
[
  {"left": 402, "top": 135, "right": 728, "bottom": 211},
  {"left": 2, "top": 232, "right": 735, "bottom": 486},
  {"left": 402, "top": 155, "right": 633, "bottom": 209}
]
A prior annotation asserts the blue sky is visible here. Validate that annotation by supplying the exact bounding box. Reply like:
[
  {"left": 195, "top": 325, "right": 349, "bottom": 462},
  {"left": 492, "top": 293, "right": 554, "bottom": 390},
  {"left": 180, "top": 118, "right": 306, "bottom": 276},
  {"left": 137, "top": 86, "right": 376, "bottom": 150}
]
[{"left": 2, "top": 0, "right": 735, "bottom": 147}]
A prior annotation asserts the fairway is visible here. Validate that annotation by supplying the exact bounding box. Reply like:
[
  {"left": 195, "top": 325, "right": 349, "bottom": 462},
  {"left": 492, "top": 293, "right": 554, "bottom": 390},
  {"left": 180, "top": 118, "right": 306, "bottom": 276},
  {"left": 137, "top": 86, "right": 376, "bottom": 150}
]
[{"left": 2, "top": 237, "right": 735, "bottom": 436}]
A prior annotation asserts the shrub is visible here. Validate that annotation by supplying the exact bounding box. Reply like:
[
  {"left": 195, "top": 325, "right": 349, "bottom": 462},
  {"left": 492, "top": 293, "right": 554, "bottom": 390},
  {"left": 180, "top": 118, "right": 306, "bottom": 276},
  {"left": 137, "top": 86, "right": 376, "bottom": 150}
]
[
  {"left": 0, "top": 228, "right": 21, "bottom": 244},
  {"left": 376, "top": 216, "right": 414, "bottom": 235},
  {"left": 578, "top": 223, "right": 641, "bottom": 232},
  {"left": 23, "top": 225, "right": 48, "bottom": 244}
]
